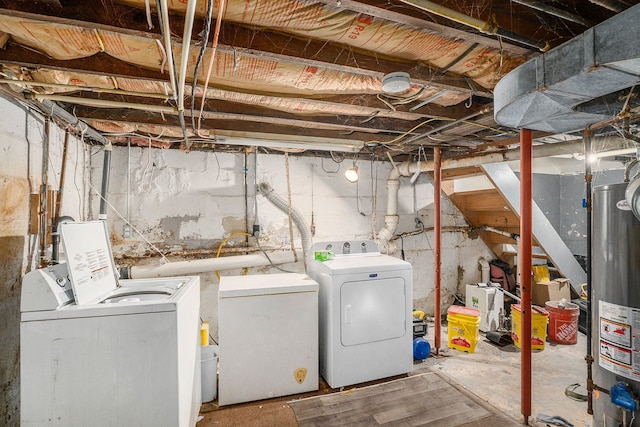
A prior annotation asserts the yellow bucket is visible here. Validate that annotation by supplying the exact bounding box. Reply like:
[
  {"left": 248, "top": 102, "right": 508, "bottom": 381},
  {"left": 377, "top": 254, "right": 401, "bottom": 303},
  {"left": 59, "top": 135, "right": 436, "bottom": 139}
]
[
  {"left": 511, "top": 304, "right": 548, "bottom": 350},
  {"left": 447, "top": 306, "right": 481, "bottom": 353}
]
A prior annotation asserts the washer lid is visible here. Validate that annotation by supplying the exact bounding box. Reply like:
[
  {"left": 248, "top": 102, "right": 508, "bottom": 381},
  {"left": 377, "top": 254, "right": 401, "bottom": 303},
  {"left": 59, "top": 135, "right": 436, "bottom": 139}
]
[
  {"left": 60, "top": 221, "right": 120, "bottom": 305},
  {"left": 219, "top": 273, "right": 318, "bottom": 298}
]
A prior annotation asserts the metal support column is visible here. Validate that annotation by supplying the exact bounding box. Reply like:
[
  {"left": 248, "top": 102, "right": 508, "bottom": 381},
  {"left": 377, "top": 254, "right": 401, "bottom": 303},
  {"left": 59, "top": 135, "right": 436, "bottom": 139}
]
[
  {"left": 520, "top": 129, "right": 533, "bottom": 424},
  {"left": 584, "top": 128, "right": 594, "bottom": 415},
  {"left": 434, "top": 146, "right": 442, "bottom": 353}
]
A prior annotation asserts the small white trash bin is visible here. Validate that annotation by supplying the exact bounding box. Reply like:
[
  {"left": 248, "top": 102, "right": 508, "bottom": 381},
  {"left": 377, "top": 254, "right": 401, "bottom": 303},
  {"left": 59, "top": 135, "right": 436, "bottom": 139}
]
[{"left": 201, "top": 345, "right": 218, "bottom": 402}]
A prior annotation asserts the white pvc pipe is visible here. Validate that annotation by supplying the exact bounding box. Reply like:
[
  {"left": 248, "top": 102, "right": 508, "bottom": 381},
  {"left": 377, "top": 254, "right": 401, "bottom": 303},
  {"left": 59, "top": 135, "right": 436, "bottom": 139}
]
[
  {"left": 478, "top": 257, "right": 490, "bottom": 283},
  {"left": 128, "top": 251, "right": 296, "bottom": 278},
  {"left": 177, "top": 0, "right": 198, "bottom": 113},
  {"left": 158, "top": 0, "right": 178, "bottom": 99}
]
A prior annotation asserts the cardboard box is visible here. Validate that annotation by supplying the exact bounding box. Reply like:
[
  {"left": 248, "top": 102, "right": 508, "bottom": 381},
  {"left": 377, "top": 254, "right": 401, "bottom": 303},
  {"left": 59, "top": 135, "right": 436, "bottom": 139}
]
[{"left": 532, "top": 278, "right": 571, "bottom": 306}]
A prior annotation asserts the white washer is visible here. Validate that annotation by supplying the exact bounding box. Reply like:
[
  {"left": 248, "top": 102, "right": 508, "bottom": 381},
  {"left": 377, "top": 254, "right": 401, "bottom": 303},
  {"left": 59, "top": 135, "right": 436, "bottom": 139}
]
[
  {"left": 218, "top": 273, "right": 318, "bottom": 406},
  {"left": 20, "top": 221, "right": 201, "bottom": 427},
  {"left": 307, "top": 240, "right": 413, "bottom": 389}
]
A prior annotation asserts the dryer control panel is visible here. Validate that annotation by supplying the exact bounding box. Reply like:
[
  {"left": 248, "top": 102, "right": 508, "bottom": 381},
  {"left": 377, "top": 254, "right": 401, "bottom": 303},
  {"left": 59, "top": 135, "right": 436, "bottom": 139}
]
[{"left": 310, "top": 240, "right": 379, "bottom": 257}]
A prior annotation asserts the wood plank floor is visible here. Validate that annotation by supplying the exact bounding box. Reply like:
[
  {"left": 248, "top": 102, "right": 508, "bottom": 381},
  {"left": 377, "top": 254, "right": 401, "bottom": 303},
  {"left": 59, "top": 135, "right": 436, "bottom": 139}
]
[{"left": 288, "top": 372, "right": 520, "bottom": 427}]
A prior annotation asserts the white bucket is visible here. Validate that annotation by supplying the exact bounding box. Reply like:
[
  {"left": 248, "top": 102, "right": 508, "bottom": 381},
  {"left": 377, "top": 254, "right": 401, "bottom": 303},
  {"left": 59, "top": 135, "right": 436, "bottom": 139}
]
[{"left": 201, "top": 345, "right": 218, "bottom": 402}]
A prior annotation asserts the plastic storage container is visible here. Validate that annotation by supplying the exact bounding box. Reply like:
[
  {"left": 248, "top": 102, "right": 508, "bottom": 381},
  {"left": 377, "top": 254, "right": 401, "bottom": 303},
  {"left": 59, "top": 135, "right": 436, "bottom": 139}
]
[
  {"left": 546, "top": 300, "right": 580, "bottom": 344},
  {"left": 447, "top": 306, "right": 481, "bottom": 353},
  {"left": 511, "top": 304, "right": 548, "bottom": 350},
  {"left": 201, "top": 345, "right": 218, "bottom": 403}
]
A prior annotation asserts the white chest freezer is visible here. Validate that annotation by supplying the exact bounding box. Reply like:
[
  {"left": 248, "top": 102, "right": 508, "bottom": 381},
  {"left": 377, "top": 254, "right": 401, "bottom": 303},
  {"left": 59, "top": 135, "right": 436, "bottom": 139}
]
[{"left": 218, "top": 273, "right": 319, "bottom": 406}]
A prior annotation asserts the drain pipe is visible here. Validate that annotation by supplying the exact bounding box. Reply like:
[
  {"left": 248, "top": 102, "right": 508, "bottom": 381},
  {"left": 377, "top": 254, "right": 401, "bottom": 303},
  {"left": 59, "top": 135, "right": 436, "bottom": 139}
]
[
  {"left": 584, "top": 128, "right": 594, "bottom": 415},
  {"left": 376, "top": 160, "right": 434, "bottom": 253},
  {"left": 376, "top": 169, "right": 400, "bottom": 254},
  {"left": 258, "top": 182, "right": 312, "bottom": 263},
  {"left": 478, "top": 257, "right": 490, "bottom": 283},
  {"left": 120, "top": 251, "right": 296, "bottom": 279},
  {"left": 99, "top": 142, "right": 112, "bottom": 220}
]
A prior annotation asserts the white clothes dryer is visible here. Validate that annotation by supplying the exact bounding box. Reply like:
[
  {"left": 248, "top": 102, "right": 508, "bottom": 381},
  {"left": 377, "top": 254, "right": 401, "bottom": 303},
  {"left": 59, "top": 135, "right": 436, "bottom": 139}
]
[
  {"left": 307, "top": 240, "right": 413, "bottom": 389},
  {"left": 20, "top": 221, "right": 201, "bottom": 427}
]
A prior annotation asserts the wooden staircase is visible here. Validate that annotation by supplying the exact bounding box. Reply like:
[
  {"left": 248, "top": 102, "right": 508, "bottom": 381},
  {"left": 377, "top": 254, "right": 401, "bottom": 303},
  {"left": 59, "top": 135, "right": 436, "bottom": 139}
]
[
  {"left": 446, "top": 187, "right": 548, "bottom": 266},
  {"left": 441, "top": 164, "right": 586, "bottom": 294}
]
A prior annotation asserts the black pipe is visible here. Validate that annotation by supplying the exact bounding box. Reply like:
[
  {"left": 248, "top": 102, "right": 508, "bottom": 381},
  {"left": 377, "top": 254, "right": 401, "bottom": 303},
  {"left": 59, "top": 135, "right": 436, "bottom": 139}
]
[
  {"left": 99, "top": 143, "right": 112, "bottom": 219},
  {"left": 403, "top": 105, "right": 493, "bottom": 145},
  {"left": 584, "top": 128, "right": 594, "bottom": 415},
  {"left": 51, "top": 216, "right": 75, "bottom": 263}
]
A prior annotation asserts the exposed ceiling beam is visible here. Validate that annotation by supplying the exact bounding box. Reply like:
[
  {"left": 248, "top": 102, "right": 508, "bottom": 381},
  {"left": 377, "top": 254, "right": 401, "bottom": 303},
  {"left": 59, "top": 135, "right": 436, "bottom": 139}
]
[{"left": 0, "top": 7, "right": 493, "bottom": 98}]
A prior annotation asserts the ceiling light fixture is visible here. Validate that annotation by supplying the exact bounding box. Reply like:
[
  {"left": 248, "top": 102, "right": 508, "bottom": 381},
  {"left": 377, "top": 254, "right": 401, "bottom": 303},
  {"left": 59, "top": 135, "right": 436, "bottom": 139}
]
[
  {"left": 382, "top": 72, "right": 411, "bottom": 94},
  {"left": 344, "top": 165, "right": 359, "bottom": 183}
]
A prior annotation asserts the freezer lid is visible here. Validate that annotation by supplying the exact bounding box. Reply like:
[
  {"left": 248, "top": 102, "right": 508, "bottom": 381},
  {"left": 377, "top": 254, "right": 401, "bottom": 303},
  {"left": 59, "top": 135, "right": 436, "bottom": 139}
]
[
  {"left": 219, "top": 273, "right": 318, "bottom": 298},
  {"left": 60, "top": 221, "right": 120, "bottom": 305}
]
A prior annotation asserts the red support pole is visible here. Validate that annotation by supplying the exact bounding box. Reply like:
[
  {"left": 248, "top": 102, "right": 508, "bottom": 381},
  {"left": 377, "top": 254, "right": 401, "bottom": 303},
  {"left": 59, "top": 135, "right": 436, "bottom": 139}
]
[
  {"left": 434, "top": 146, "right": 442, "bottom": 353},
  {"left": 520, "top": 129, "right": 533, "bottom": 424}
]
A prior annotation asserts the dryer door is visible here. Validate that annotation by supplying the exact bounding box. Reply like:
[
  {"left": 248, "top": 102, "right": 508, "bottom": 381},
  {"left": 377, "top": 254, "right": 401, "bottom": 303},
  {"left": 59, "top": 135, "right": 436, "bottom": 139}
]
[{"left": 340, "top": 277, "right": 407, "bottom": 346}]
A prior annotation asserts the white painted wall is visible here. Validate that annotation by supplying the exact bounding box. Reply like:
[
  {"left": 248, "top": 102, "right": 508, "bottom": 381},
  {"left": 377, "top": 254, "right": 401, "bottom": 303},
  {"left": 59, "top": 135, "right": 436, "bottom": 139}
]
[
  {"left": 95, "top": 147, "right": 494, "bottom": 342},
  {"left": 0, "top": 95, "right": 88, "bottom": 426}
]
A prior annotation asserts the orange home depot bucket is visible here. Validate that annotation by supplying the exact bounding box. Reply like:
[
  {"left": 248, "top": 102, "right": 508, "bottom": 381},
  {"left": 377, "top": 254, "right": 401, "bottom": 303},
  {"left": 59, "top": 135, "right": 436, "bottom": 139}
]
[
  {"left": 545, "top": 301, "right": 580, "bottom": 344},
  {"left": 511, "top": 304, "right": 549, "bottom": 350},
  {"left": 447, "top": 306, "right": 481, "bottom": 353}
]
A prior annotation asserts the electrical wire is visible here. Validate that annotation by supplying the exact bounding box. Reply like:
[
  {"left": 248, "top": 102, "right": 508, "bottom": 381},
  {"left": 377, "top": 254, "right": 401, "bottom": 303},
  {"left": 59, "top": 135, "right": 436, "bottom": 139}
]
[
  {"left": 191, "top": 0, "right": 214, "bottom": 130},
  {"left": 254, "top": 236, "right": 297, "bottom": 273},
  {"left": 365, "top": 117, "right": 455, "bottom": 146},
  {"left": 197, "top": 0, "right": 227, "bottom": 137},
  {"left": 214, "top": 231, "right": 251, "bottom": 280},
  {"left": 84, "top": 179, "right": 170, "bottom": 263}
]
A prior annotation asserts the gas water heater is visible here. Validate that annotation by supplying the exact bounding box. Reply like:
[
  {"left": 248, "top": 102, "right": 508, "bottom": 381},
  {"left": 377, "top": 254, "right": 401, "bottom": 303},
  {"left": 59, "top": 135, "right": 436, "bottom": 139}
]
[{"left": 592, "top": 183, "right": 640, "bottom": 426}]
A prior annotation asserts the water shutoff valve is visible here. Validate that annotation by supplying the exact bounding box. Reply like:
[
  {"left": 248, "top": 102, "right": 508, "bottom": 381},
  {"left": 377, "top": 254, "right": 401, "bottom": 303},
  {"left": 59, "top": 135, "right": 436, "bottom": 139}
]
[{"left": 611, "top": 382, "right": 638, "bottom": 412}]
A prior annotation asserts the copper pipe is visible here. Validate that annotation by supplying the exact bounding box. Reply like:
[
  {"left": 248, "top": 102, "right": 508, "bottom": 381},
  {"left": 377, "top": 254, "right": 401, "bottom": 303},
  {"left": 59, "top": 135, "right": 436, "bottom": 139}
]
[
  {"left": 433, "top": 146, "right": 442, "bottom": 353},
  {"left": 197, "top": 0, "right": 227, "bottom": 136},
  {"left": 54, "top": 130, "right": 70, "bottom": 221},
  {"left": 39, "top": 118, "right": 50, "bottom": 267},
  {"left": 520, "top": 129, "right": 533, "bottom": 424}
]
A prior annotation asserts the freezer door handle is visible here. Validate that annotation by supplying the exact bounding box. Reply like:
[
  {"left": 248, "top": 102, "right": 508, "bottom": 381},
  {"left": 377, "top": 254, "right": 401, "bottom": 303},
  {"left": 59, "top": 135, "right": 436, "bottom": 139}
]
[{"left": 344, "top": 304, "right": 352, "bottom": 324}]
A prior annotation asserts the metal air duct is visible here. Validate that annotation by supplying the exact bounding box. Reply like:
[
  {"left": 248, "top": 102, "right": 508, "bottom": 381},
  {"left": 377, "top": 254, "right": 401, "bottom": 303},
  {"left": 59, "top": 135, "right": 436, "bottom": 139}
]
[{"left": 494, "top": 4, "right": 640, "bottom": 133}]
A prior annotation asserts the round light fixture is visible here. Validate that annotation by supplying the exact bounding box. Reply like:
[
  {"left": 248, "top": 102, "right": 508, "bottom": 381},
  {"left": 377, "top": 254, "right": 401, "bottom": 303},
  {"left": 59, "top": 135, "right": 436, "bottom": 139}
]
[
  {"left": 344, "top": 166, "right": 359, "bottom": 183},
  {"left": 382, "top": 72, "right": 411, "bottom": 94}
]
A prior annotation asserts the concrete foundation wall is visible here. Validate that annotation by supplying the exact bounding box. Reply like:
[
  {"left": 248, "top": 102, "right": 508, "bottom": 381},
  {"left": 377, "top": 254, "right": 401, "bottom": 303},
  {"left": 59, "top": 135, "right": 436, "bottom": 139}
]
[
  {"left": 0, "top": 96, "right": 88, "bottom": 426},
  {"left": 94, "top": 147, "right": 494, "bottom": 341},
  {"left": 0, "top": 95, "right": 497, "bottom": 423}
]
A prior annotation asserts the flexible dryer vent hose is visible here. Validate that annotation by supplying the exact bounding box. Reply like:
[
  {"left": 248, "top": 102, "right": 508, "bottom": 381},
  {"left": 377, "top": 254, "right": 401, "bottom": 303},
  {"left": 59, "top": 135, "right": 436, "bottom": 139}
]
[{"left": 258, "top": 182, "right": 311, "bottom": 263}]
